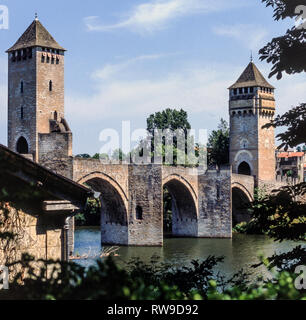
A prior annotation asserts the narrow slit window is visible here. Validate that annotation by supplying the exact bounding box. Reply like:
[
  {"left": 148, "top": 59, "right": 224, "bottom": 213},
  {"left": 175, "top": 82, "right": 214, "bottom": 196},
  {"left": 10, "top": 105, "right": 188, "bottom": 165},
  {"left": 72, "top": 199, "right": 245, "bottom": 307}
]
[
  {"left": 20, "top": 81, "right": 24, "bottom": 94},
  {"left": 136, "top": 206, "right": 143, "bottom": 220},
  {"left": 21, "top": 107, "right": 24, "bottom": 119},
  {"left": 217, "top": 185, "right": 220, "bottom": 200},
  {"left": 49, "top": 80, "right": 53, "bottom": 92}
]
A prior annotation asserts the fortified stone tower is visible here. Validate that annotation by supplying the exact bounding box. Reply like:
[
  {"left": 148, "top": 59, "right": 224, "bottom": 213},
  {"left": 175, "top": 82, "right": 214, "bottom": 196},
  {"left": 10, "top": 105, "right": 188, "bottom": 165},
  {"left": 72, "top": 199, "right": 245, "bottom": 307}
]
[
  {"left": 6, "top": 17, "right": 72, "bottom": 165},
  {"left": 228, "top": 61, "right": 276, "bottom": 184}
]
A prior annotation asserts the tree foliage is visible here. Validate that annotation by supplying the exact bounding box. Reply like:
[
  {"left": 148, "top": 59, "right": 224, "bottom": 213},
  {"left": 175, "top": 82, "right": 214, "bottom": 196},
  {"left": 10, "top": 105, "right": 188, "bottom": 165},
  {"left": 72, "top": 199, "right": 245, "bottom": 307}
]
[
  {"left": 263, "top": 103, "right": 306, "bottom": 150},
  {"left": 207, "top": 119, "right": 229, "bottom": 166},
  {"left": 259, "top": 0, "right": 306, "bottom": 79},
  {"left": 147, "top": 108, "right": 191, "bottom": 136}
]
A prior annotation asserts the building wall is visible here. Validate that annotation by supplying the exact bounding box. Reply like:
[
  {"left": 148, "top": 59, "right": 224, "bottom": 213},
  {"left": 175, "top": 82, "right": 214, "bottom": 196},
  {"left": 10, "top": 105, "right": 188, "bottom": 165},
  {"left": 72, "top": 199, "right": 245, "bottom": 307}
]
[
  {"left": 230, "top": 110, "right": 258, "bottom": 177},
  {"left": 38, "top": 132, "right": 73, "bottom": 178},
  {"left": 8, "top": 48, "right": 65, "bottom": 162},
  {"left": 0, "top": 204, "right": 65, "bottom": 280},
  {"left": 8, "top": 48, "right": 37, "bottom": 158},
  {"left": 257, "top": 112, "right": 276, "bottom": 182},
  {"left": 229, "top": 89, "right": 276, "bottom": 184},
  {"left": 36, "top": 50, "right": 65, "bottom": 135},
  {"left": 198, "top": 168, "right": 232, "bottom": 238},
  {"left": 128, "top": 165, "right": 163, "bottom": 246}
]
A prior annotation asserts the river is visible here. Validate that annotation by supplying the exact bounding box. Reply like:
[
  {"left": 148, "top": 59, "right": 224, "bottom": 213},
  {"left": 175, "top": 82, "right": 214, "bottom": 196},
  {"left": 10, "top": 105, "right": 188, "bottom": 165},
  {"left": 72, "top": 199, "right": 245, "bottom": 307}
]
[{"left": 73, "top": 227, "right": 303, "bottom": 280}]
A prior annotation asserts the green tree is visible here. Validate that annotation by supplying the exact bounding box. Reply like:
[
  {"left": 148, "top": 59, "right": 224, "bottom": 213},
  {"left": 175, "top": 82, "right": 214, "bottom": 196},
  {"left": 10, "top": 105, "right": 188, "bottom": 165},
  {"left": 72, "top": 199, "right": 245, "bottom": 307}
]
[
  {"left": 147, "top": 108, "right": 191, "bottom": 136},
  {"left": 145, "top": 108, "right": 199, "bottom": 166},
  {"left": 111, "top": 149, "right": 126, "bottom": 162},
  {"left": 75, "top": 154, "right": 91, "bottom": 159},
  {"left": 92, "top": 153, "right": 109, "bottom": 161},
  {"left": 207, "top": 119, "right": 229, "bottom": 166},
  {"left": 259, "top": 0, "right": 306, "bottom": 79}
]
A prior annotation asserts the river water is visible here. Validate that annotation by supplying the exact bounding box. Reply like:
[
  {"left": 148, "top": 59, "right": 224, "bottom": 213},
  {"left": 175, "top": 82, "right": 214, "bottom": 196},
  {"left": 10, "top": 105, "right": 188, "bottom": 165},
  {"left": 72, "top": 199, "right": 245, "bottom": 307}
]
[{"left": 73, "top": 227, "right": 303, "bottom": 280}]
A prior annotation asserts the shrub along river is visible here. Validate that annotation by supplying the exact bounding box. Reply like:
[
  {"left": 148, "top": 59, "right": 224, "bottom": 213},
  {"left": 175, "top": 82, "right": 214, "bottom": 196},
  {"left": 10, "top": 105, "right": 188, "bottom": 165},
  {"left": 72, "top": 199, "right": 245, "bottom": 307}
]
[{"left": 73, "top": 227, "right": 303, "bottom": 281}]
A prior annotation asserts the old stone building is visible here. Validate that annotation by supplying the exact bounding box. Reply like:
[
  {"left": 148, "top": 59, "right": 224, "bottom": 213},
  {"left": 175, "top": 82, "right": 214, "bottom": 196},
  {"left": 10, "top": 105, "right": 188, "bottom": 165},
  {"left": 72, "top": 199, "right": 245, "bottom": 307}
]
[
  {"left": 6, "top": 17, "right": 72, "bottom": 171},
  {"left": 229, "top": 62, "right": 276, "bottom": 185},
  {"left": 0, "top": 144, "right": 91, "bottom": 277}
]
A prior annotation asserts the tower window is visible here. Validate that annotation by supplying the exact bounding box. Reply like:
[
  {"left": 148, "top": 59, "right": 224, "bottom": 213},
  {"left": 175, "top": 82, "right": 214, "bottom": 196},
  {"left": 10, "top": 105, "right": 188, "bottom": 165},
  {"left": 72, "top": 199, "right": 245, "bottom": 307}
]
[
  {"left": 233, "top": 89, "right": 237, "bottom": 95},
  {"left": 250, "top": 87, "right": 254, "bottom": 93},
  {"left": 20, "top": 81, "right": 24, "bottom": 94},
  {"left": 217, "top": 185, "right": 220, "bottom": 200},
  {"left": 49, "top": 80, "right": 53, "bottom": 92},
  {"left": 239, "top": 88, "right": 243, "bottom": 94},
  {"left": 21, "top": 107, "right": 24, "bottom": 119},
  {"left": 136, "top": 205, "right": 143, "bottom": 220},
  {"left": 54, "top": 111, "right": 58, "bottom": 121},
  {"left": 244, "top": 87, "right": 248, "bottom": 94}
]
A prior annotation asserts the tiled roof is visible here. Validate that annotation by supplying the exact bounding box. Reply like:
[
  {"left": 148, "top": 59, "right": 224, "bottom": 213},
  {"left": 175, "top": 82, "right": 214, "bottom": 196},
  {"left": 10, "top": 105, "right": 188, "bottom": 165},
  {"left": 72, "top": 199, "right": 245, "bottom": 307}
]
[
  {"left": 277, "top": 152, "right": 305, "bottom": 158},
  {"left": 6, "top": 19, "right": 65, "bottom": 52},
  {"left": 229, "top": 62, "right": 274, "bottom": 89}
]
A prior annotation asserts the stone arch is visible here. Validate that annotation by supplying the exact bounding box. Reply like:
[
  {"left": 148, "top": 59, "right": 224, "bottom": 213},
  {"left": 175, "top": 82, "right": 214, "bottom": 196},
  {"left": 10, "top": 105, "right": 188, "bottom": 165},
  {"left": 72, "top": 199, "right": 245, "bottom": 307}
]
[
  {"left": 78, "top": 172, "right": 128, "bottom": 245},
  {"left": 234, "top": 150, "right": 253, "bottom": 162},
  {"left": 232, "top": 185, "right": 252, "bottom": 226},
  {"left": 162, "top": 175, "right": 198, "bottom": 237},
  {"left": 16, "top": 136, "right": 29, "bottom": 154}
]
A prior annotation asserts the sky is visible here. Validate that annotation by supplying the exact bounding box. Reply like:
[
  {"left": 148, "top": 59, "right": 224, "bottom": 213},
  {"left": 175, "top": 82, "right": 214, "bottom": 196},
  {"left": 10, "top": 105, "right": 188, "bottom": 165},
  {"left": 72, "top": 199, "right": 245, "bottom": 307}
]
[{"left": 0, "top": 0, "right": 305, "bottom": 155}]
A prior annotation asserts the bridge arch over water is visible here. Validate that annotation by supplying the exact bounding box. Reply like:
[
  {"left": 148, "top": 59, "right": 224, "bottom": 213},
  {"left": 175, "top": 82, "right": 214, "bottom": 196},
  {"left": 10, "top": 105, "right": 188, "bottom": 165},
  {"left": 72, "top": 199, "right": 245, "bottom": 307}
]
[
  {"left": 77, "top": 172, "right": 129, "bottom": 245},
  {"left": 231, "top": 175, "right": 254, "bottom": 226},
  {"left": 163, "top": 174, "right": 198, "bottom": 237}
]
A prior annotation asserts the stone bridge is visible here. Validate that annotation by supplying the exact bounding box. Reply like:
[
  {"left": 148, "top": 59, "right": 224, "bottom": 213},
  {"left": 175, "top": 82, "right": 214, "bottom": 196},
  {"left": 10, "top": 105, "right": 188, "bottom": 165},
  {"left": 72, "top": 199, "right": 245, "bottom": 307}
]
[{"left": 72, "top": 158, "right": 255, "bottom": 246}]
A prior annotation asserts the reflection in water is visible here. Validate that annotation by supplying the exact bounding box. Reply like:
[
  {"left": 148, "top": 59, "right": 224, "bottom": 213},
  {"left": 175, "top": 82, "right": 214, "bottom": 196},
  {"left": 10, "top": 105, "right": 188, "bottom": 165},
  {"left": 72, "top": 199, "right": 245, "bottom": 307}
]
[{"left": 73, "top": 227, "right": 303, "bottom": 280}]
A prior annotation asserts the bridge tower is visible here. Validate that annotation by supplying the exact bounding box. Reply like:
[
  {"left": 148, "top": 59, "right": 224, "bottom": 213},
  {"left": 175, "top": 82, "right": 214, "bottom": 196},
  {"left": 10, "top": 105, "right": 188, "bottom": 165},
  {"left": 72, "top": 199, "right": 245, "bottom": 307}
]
[
  {"left": 228, "top": 62, "right": 276, "bottom": 184},
  {"left": 6, "top": 17, "right": 71, "bottom": 163}
]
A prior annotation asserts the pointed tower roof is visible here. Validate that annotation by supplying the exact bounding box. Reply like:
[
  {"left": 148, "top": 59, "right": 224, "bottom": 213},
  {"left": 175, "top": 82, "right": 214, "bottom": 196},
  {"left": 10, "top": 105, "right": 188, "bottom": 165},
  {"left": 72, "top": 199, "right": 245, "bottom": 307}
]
[
  {"left": 6, "top": 19, "right": 66, "bottom": 52},
  {"left": 229, "top": 62, "right": 274, "bottom": 89}
]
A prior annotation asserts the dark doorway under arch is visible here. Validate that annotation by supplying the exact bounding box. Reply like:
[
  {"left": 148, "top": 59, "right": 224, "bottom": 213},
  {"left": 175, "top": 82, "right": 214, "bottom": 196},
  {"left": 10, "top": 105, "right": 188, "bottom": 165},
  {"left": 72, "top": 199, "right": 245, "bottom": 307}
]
[
  {"left": 238, "top": 161, "right": 251, "bottom": 175},
  {"left": 232, "top": 187, "right": 251, "bottom": 226},
  {"left": 163, "top": 179, "right": 197, "bottom": 237},
  {"left": 16, "top": 137, "right": 29, "bottom": 154}
]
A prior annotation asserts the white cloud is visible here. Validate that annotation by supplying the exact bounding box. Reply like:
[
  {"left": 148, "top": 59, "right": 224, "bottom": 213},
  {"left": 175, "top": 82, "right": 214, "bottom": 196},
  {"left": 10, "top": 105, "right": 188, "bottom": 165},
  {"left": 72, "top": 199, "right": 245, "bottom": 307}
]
[
  {"left": 93, "top": 54, "right": 174, "bottom": 80},
  {"left": 213, "top": 24, "right": 269, "bottom": 50},
  {"left": 66, "top": 57, "right": 306, "bottom": 131},
  {"left": 84, "top": 0, "right": 246, "bottom": 34},
  {"left": 66, "top": 63, "right": 237, "bottom": 124}
]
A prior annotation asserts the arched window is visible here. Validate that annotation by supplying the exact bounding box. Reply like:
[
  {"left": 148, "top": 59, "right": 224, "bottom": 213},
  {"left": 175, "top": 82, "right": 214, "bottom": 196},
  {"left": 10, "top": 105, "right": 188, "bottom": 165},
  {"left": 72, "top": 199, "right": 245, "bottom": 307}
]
[
  {"left": 49, "top": 80, "right": 53, "bottom": 92},
  {"left": 16, "top": 137, "right": 29, "bottom": 154},
  {"left": 136, "top": 206, "right": 143, "bottom": 220},
  {"left": 20, "top": 81, "right": 24, "bottom": 94},
  {"left": 238, "top": 162, "right": 251, "bottom": 176}
]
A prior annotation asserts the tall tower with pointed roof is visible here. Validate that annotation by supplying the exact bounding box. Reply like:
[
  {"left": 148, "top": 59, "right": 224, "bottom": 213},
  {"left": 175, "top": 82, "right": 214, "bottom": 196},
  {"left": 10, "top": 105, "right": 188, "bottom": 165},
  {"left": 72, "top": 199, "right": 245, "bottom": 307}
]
[
  {"left": 229, "top": 62, "right": 276, "bottom": 183},
  {"left": 7, "top": 18, "right": 71, "bottom": 162}
]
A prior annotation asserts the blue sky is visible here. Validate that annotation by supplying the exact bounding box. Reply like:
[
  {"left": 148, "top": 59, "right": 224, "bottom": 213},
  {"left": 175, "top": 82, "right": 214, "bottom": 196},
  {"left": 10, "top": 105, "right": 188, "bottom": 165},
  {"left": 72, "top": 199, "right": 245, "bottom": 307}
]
[{"left": 0, "top": 0, "right": 305, "bottom": 155}]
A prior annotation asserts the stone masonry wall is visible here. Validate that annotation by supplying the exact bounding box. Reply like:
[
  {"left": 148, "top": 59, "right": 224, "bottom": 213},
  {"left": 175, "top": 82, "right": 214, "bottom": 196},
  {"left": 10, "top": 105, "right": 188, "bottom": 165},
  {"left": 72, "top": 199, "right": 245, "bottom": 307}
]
[
  {"left": 128, "top": 165, "right": 163, "bottom": 246},
  {"left": 0, "top": 204, "right": 64, "bottom": 280},
  {"left": 8, "top": 48, "right": 37, "bottom": 158},
  {"left": 198, "top": 168, "right": 232, "bottom": 238}
]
